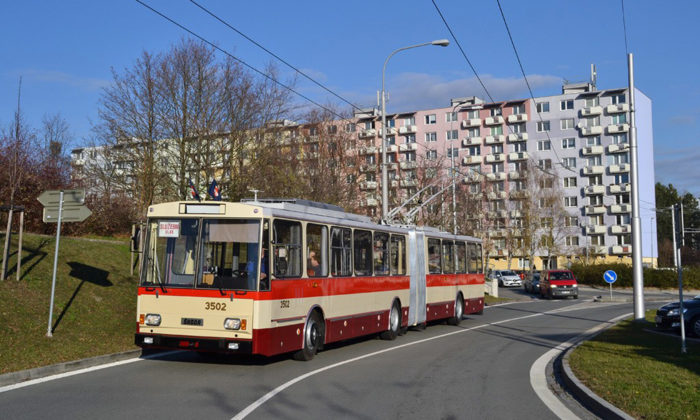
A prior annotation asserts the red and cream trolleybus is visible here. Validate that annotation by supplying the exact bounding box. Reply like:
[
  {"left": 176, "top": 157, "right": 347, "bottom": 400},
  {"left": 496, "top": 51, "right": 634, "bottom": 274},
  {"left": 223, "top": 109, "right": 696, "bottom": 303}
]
[{"left": 135, "top": 199, "right": 484, "bottom": 360}]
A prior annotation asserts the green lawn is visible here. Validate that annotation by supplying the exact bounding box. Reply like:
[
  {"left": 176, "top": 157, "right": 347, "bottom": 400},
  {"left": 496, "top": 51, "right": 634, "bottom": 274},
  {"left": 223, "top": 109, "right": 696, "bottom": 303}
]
[
  {"left": 569, "top": 313, "right": 700, "bottom": 419},
  {"left": 0, "top": 232, "right": 139, "bottom": 374}
]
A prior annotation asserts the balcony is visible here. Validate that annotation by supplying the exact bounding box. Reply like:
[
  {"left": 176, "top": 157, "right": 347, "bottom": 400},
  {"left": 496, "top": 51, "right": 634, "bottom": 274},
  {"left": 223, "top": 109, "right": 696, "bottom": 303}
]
[
  {"left": 484, "top": 116, "right": 504, "bottom": 126},
  {"left": 610, "top": 204, "right": 631, "bottom": 214},
  {"left": 398, "top": 143, "right": 418, "bottom": 151},
  {"left": 507, "top": 133, "right": 528, "bottom": 142},
  {"left": 461, "top": 118, "right": 482, "bottom": 129},
  {"left": 611, "top": 245, "right": 632, "bottom": 255},
  {"left": 488, "top": 210, "right": 508, "bottom": 219},
  {"left": 508, "top": 171, "right": 527, "bottom": 180},
  {"left": 489, "top": 229, "right": 507, "bottom": 238},
  {"left": 359, "top": 146, "right": 377, "bottom": 155},
  {"left": 462, "top": 136, "right": 483, "bottom": 147},
  {"left": 359, "top": 181, "right": 378, "bottom": 190},
  {"left": 398, "top": 125, "right": 417, "bottom": 134},
  {"left": 378, "top": 127, "right": 397, "bottom": 136},
  {"left": 359, "top": 129, "right": 376, "bottom": 138},
  {"left": 399, "top": 161, "right": 418, "bottom": 170},
  {"left": 381, "top": 144, "right": 398, "bottom": 153},
  {"left": 400, "top": 179, "right": 417, "bottom": 188},
  {"left": 608, "top": 163, "right": 630, "bottom": 174},
  {"left": 509, "top": 190, "right": 530, "bottom": 199},
  {"left": 486, "top": 172, "right": 506, "bottom": 182},
  {"left": 581, "top": 145, "right": 604, "bottom": 156},
  {"left": 606, "top": 104, "right": 629, "bottom": 114},
  {"left": 580, "top": 106, "right": 603, "bottom": 117},
  {"left": 581, "top": 166, "right": 605, "bottom": 176},
  {"left": 585, "top": 205, "right": 606, "bottom": 215},
  {"left": 508, "top": 152, "right": 529, "bottom": 161},
  {"left": 611, "top": 224, "right": 631, "bottom": 234},
  {"left": 462, "top": 155, "right": 483, "bottom": 166},
  {"left": 462, "top": 174, "right": 483, "bottom": 183},
  {"left": 580, "top": 126, "right": 603, "bottom": 136},
  {"left": 487, "top": 191, "right": 507, "bottom": 200},
  {"left": 360, "top": 164, "right": 377, "bottom": 173},
  {"left": 484, "top": 135, "right": 505, "bottom": 145},
  {"left": 485, "top": 153, "right": 505, "bottom": 163},
  {"left": 361, "top": 198, "right": 378, "bottom": 207},
  {"left": 585, "top": 225, "right": 606, "bottom": 235},
  {"left": 607, "top": 124, "right": 630, "bottom": 134},
  {"left": 609, "top": 183, "right": 631, "bottom": 194},
  {"left": 386, "top": 163, "right": 398, "bottom": 171},
  {"left": 507, "top": 114, "right": 528, "bottom": 123},
  {"left": 510, "top": 210, "right": 522, "bottom": 218},
  {"left": 607, "top": 143, "right": 629, "bottom": 154},
  {"left": 584, "top": 185, "right": 605, "bottom": 195}
]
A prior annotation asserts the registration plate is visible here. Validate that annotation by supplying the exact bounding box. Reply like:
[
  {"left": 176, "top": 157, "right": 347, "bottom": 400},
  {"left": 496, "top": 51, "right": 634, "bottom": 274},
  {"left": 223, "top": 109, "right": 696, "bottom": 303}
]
[{"left": 181, "top": 318, "right": 203, "bottom": 326}]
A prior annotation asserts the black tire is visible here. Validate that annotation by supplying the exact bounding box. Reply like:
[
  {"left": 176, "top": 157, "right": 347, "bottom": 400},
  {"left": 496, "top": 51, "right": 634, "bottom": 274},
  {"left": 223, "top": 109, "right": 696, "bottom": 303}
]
[
  {"left": 691, "top": 316, "right": 700, "bottom": 337},
  {"left": 547, "top": 290, "right": 552, "bottom": 300},
  {"left": 574, "top": 294, "right": 579, "bottom": 300},
  {"left": 380, "top": 301, "right": 401, "bottom": 340},
  {"left": 498, "top": 280, "right": 503, "bottom": 287},
  {"left": 447, "top": 294, "right": 464, "bottom": 326},
  {"left": 293, "top": 311, "right": 324, "bottom": 361}
]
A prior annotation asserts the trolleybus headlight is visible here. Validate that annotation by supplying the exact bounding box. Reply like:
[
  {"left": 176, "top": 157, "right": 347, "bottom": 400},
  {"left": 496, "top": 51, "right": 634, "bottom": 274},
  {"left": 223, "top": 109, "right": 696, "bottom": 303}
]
[
  {"left": 550, "top": 285, "right": 557, "bottom": 288},
  {"left": 145, "top": 314, "right": 161, "bottom": 326},
  {"left": 224, "top": 318, "right": 241, "bottom": 330}
]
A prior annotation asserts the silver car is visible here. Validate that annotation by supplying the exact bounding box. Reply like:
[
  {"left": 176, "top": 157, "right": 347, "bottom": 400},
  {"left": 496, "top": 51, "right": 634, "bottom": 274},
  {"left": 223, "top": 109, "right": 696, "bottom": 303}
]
[{"left": 491, "top": 270, "right": 522, "bottom": 287}]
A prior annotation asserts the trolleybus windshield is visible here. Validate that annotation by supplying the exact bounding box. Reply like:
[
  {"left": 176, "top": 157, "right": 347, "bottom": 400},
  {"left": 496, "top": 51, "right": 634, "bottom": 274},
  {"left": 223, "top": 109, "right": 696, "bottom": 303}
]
[{"left": 141, "top": 218, "right": 263, "bottom": 291}]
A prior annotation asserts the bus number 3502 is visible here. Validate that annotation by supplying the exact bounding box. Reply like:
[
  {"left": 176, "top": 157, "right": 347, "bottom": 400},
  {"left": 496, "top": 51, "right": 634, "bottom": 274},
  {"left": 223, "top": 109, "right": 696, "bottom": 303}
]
[{"left": 205, "top": 302, "right": 227, "bottom": 311}]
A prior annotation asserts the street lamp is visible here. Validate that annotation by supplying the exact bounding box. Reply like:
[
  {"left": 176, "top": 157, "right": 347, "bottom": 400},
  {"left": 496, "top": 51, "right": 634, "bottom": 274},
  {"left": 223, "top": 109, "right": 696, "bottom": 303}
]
[{"left": 381, "top": 39, "right": 450, "bottom": 220}]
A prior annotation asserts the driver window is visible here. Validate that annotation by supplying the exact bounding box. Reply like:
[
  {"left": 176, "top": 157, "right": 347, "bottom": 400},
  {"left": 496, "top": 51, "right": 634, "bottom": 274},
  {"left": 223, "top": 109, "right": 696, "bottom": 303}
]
[{"left": 198, "top": 219, "right": 260, "bottom": 291}]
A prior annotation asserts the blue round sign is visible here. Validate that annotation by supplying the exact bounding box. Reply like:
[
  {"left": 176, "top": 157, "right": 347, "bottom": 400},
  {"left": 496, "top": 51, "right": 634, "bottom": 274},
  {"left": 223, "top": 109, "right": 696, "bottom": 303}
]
[{"left": 604, "top": 270, "right": 617, "bottom": 284}]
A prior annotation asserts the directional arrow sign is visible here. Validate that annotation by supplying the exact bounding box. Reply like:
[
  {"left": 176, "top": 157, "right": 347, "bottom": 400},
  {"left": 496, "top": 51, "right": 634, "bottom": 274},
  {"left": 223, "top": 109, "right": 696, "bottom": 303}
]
[
  {"left": 42, "top": 205, "right": 92, "bottom": 223},
  {"left": 37, "top": 189, "right": 85, "bottom": 207},
  {"left": 604, "top": 270, "right": 618, "bottom": 284}
]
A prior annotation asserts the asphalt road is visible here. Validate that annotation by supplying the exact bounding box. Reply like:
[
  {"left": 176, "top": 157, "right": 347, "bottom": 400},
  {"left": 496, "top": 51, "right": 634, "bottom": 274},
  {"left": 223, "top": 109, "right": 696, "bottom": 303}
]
[{"left": 0, "top": 291, "right": 657, "bottom": 420}]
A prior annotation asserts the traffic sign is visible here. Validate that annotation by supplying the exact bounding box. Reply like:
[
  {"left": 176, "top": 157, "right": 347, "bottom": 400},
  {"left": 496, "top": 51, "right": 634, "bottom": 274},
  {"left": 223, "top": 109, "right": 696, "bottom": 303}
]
[
  {"left": 604, "top": 270, "right": 618, "bottom": 284},
  {"left": 42, "top": 205, "right": 92, "bottom": 223},
  {"left": 37, "top": 189, "right": 85, "bottom": 207}
]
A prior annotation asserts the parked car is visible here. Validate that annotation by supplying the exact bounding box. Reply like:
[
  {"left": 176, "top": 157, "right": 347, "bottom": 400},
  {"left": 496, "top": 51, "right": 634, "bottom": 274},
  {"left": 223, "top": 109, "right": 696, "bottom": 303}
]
[
  {"left": 523, "top": 271, "right": 540, "bottom": 294},
  {"left": 489, "top": 270, "right": 523, "bottom": 287},
  {"left": 539, "top": 270, "right": 578, "bottom": 299},
  {"left": 655, "top": 295, "right": 700, "bottom": 337}
]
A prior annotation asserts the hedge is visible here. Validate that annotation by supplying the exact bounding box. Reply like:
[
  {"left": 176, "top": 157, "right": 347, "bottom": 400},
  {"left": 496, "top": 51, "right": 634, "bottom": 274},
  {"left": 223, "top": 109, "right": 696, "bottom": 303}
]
[{"left": 569, "top": 263, "right": 700, "bottom": 290}]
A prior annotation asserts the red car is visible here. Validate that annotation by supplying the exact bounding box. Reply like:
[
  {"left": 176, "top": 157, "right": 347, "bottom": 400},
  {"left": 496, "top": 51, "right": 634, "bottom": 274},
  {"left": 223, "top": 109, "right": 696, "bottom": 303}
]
[{"left": 539, "top": 270, "right": 578, "bottom": 299}]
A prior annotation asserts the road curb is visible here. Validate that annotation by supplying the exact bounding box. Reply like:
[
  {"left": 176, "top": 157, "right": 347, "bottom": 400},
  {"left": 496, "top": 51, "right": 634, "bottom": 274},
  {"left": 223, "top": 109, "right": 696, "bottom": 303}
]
[
  {"left": 559, "top": 339, "right": 634, "bottom": 420},
  {"left": 0, "top": 349, "right": 143, "bottom": 387}
]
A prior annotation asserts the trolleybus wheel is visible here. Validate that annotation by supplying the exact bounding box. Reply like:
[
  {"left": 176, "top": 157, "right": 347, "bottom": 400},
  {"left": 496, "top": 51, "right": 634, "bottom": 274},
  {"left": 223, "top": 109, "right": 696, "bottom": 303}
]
[
  {"left": 380, "top": 301, "right": 401, "bottom": 341},
  {"left": 447, "top": 294, "right": 464, "bottom": 326},
  {"left": 294, "top": 311, "right": 324, "bottom": 361}
]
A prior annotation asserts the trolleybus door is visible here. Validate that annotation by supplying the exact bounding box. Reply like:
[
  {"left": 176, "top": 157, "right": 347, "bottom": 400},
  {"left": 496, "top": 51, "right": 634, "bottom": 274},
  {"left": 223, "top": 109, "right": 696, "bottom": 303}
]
[{"left": 407, "top": 230, "right": 427, "bottom": 326}]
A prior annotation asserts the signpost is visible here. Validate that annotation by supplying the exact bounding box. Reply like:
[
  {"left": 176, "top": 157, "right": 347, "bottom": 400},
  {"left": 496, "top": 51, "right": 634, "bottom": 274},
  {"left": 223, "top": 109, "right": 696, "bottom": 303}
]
[
  {"left": 38, "top": 189, "right": 91, "bottom": 337},
  {"left": 604, "top": 269, "right": 617, "bottom": 301}
]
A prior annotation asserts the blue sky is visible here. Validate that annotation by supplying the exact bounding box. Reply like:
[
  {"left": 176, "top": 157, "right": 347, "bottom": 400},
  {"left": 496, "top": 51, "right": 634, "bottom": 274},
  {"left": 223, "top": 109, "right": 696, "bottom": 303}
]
[{"left": 1, "top": 0, "right": 698, "bottom": 197}]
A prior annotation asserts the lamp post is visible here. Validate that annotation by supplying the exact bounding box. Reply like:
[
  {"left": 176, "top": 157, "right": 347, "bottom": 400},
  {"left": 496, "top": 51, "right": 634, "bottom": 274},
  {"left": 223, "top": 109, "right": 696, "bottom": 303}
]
[{"left": 381, "top": 39, "right": 450, "bottom": 220}]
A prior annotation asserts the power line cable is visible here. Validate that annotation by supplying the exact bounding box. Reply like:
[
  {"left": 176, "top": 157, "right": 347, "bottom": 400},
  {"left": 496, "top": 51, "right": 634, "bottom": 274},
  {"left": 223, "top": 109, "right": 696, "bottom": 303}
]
[
  {"left": 135, "top": 0, "right": 347, "bottom": 121},
  {"left": 621, "top": 0, "right": 630, "bottom": 55},
  {"left": 188, "top": 0, "right": 362, "bottom": 112}
]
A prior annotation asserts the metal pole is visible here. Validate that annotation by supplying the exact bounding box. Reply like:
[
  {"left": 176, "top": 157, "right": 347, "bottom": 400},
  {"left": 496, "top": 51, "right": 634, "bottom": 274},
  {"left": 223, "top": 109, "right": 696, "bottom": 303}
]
[
  {"left": 47, "top": 191, "right": 64, "bottom": 337},
  {"left": 628, "top": 53, "right": 645, "bottom": 320},
  {"left": 16, "top": 210, "right": 23, "bottom": 281},
  {"left": 1, "top": 208, "right": 13, "bottom": 280},
  {"left": 672, "top": 204, "right": 687, "bottom": 353},
  {"left": 671, "top": 205, "right": 677, "bottom": 267}
]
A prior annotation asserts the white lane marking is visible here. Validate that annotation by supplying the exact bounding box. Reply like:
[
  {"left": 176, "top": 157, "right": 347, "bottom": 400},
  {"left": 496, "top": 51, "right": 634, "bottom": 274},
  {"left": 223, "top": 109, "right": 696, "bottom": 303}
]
[
  {"left": 232, "top": 302, "right": 603, "bottom": 420},
  {"left": 529, "top": 312, "right": 632, "bottom": 420},
  {"left": 0, "top": 351, "right": 182, "bottom": 394}
]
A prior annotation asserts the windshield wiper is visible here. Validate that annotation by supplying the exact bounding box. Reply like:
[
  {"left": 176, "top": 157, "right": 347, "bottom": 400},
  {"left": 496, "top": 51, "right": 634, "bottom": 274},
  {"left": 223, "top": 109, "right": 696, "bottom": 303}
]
[{"left": 152, "top": 255, "right": 167, "bottom": 293}]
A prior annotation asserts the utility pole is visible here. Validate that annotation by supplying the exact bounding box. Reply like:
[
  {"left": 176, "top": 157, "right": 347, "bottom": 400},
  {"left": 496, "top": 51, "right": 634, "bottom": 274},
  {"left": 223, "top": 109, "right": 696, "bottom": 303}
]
[{"left": 671, "top": 204, "right": 687, "bottom": 354}]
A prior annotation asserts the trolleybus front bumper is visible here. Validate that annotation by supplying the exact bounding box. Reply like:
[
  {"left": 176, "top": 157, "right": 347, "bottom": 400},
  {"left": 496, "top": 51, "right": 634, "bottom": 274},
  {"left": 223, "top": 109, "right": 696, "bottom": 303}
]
[{"left": 135, "top": 333, "right": 252, "bottom": 354}]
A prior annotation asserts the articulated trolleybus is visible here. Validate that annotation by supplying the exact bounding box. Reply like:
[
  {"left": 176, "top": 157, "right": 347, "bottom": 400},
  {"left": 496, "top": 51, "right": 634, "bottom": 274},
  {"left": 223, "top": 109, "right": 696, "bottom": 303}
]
[{"left": 135, "top": 199, "right": 484, "bottom": 360}]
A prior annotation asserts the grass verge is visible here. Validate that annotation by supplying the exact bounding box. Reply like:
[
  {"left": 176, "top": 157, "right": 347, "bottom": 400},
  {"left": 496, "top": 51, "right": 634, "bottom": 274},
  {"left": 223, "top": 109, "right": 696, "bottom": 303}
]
[
  {"left": 568, "top": 312, "right": 700, "bottom": 419},
  {"left": 0, "top": 232, "right": 138, "bottom": 374},
  {"left": 484, "top": 294, "right": 511, "bottom": 305}
]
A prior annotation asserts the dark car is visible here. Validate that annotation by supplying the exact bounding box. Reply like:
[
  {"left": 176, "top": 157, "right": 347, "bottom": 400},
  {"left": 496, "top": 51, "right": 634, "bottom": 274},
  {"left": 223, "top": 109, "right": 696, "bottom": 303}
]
[
  {"left": 523, "top": 271, "right": 540, "bottom": 294},
  {"left": 655, "top": 295, "right": 700, "bottom": 337},
  {"left": 539, "top": 270, "right": 578, "bottom": 299}
]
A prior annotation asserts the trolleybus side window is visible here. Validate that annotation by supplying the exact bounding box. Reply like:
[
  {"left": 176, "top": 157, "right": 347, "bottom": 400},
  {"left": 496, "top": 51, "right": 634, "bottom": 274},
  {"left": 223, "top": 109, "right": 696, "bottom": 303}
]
[
  {"left": 198, "top": 219, "right": 261, "bottom": 291},
  {"left": 442, "top": 240, "right": 455, "bottom": 273},
  {"left": 373, "top": 232, "right": 389, "bottom": 276},
  {"left": 273, "top": 219, "right": 302, "bottom": 278},
  {"left": 427, "top": 238, "right": 441, "bottom": 274},
  {"left": 476, "top": 243, "right": 483, "bottom": 272},
  {"left": 467, "top": 243, "right": 477, "bottom": 273},
  {"left": 390, "top": 234, "right": 406, "bottom": 275},
  {"left": 353, "top": 229, "right": 373, "bottom": 276},
  {"left": 142, "top": 218, "right": 199, "bottom": 287},
  {"left": 331, "top": 226, "right": 352, "bottom": 277},
  {"left": 306, "top": 223, "right": 328, "bottom": 277},
  {"left": 455, "top": 241, "right": 467, "bottom": 273}
]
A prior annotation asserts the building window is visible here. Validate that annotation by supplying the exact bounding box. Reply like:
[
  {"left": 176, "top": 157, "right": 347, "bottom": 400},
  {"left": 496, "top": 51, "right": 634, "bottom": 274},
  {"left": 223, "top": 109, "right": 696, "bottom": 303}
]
[
  {"left": 513, "top": 142, "right": 527, "bottom": 152},
  {"left": 612, "top": 94, "right": 626, "bottom": 104},
  {"left": 590, "top": 235, "right": 604, "bottom": 246},
  {"left": 345, "top": 123, "right": 356, "bottom": 133},
  {"left": 363, "top": 121, "right": 374, "bottom": 130},
  {"left": 584, "top": 97, "right": 600, "bottom": 107},
  {"left": 560, "top": 99, "right": 574, "bottom": 110},
  {"left": 614, "top": 173, "right": 630, "bottom": 184},
  {"left": 562, "top": 157, "right": 577, "bottom": 168},
  {"left": 587, "top": 156, "right": 602, "bottom": 166},
  {"left": 566, "top": 236, "right": 579, "bottom": 246},
  {"left": 537, "top": 140, "right": 551, "bottom": 151},
  {"left": 536, "top": 102, "right": 549, "bottom": 113},
  {"left": 490, "top": 126, "right": 503, "bottom": 136},
  {"left": 612, "top": 114, "right": 627, "bottom": 124},
  {"left": 426, "top": 150, "right": 437, "bottom": 160},
  {"left": 490, "top": 108, "right": 502, "bottom": 116},
  {"left": 403, "top": 116, "right": 415, "bottom": 126},
  {"left": 386, "top": 119, "right": 395, "bottom": 128},
  {"left": 562, "top": 138, "right": 576, "bottom": 149},
  {"left": 446, "top": 130, "right": 459, "bottom": 141},
  {"left": 563, "top": 177, "right": 577, "bottom": 188},
  {"left": 612, "top": 134, "right": 628, "bottom": 144},
  {"left": 510, "top": 122, "right": 525, "bottom": 133},
  {"left": 366, "top": 173, "right": 376, "bottom": 182},
  {"left": 492, "top": 144, "right": 504, "bottom": 154},
  {"left": 566, "top": 216, "right": 578, "bottom": 227},
  {"left": 425, "top": 114, "right": 437, "bottom": 124},
  {"left": 366, "top": 154, "right": 376, "bottom": 164},
  {"left": 586, "top": 136, "right": 601, "bottom": 146},
  {"left": 405, "top": 134, "right": 416, "bottom": 143},
  {"left": 540, "top": 178, "right": 554, "bottom": 189},
  {"left": 589, "top": 195, "right": 603, "bottom": 206},
  {"left": 467, "top": 127, "right": 480, "bottom": 137},
  {"left": 467, "top": 109, "right": 479, "bottom": 119},
  {"left": 536, "top": 121, "right": 550, "bottom": 132},
  {"left": 584, "top": 116, "right": 600, "bottom": 127},
  {"left": 512, "top": 104, "right": 525, "bottom": 114},
  {"left": 466, "top": 145, "right": 480, "bottom": 156},
  {"left": 560, "top": 118, "right": 575, "bottom": 130},
  {"left": 446, "top": 148, "right": 459, "bottom": 158},
  {"left": 425, "top": 132, "right": 437, "bottom": 142},
  {"left": 564, "top": 196, "right": 578, "bottom": 207},
  {"left": 538, "top": 159, "right": 552, "bottom": 170},
  {"left": 386, "top": 135, "right": 396, "bottom": 145},
  {"left": 446, "top": 112, "right": 458, "bottom": 122}
]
